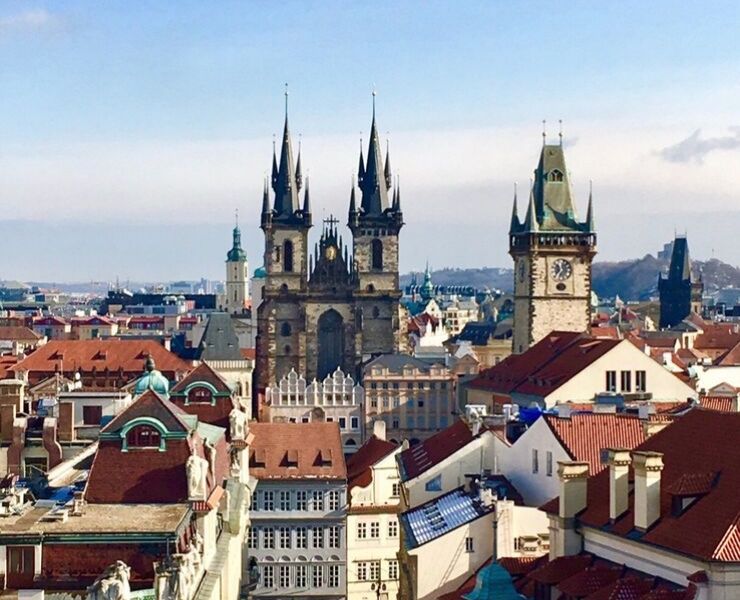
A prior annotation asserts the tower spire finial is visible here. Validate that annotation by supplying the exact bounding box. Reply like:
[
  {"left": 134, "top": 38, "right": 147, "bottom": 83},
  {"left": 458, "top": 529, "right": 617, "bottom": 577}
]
[
  {"left": 542, "top": 119, "right": 546, "bottom": 146},
  {"left": 372, "top": 86, "right": 376, "bottom": 120},
  {"left": 559, "top": 119, "right": 563, "bottom": 146},
  {"left": 284, "top": 82, "right": 289, "bottom": 118},
  {"left": 235, "top": 208, "right": 239, "bottom": 228}
]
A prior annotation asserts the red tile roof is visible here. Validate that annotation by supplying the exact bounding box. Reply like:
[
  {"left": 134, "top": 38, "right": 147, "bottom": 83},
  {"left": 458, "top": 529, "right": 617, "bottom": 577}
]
[
  {"left": 694, "top": 324, "right": 740, "bottom": 353},
  {"left": 548, "top": 410, "right": 740, "bottom": 563},
  {"left": 11, "top": 339, "right": 190, "bottom": 378},
  {"left": 0, "top": 355, "right": 20, "bottom": 379},
  {"left": 397, "top": 419, "right": 473, "bottom": 481},
  {"left": 346, "top": 435, "right": 398, "bottom": 492},
  {"left": 468, "top": 332, "right": 620, "bottom": 397},
  {"left": 240, "top": 348, "right": 256, "bottom": 360},
  {"left": 583, "top": 576, "right": 654, "bottom": 600},
  {"left": 544, "top": 413, "right": 648, "bottom": 475},
  {"left": 717, "top": 341, "right": 740, "bottom": 366},
  {"left": 528, "top": 554, "right": 593, "bottom": 584},
  {"left": 248, "top": 422, "right": 347, "bottom": 480},
  {"left": 558, "top": 565, "right": 622, "bottom": 597},
  {"left": 0, "top": 326, "right": 42, "bottom": 342},
  {"left": 498, "top": 555, "right": 545, "bottom": 576},
  {"left": 700, "top": 395, "right": 736, "bottom": 412}
]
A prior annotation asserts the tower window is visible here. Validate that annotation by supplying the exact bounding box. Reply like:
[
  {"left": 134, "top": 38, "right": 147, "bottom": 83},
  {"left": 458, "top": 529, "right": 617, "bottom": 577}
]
[
  {"left": 372, "top": 307, "right": 380, "bottom": 318},
  {"left": 548, "top": 169, "right": 564, "bottom": 182},
  {"left": 283, "top": 240, "right": 294, "bottom": 272},
  {"left": 281, "top": 323, "right": 292, "bottom": 337},
  {"left": 371, "top": 238, "right": 383, "bottom": 270}
]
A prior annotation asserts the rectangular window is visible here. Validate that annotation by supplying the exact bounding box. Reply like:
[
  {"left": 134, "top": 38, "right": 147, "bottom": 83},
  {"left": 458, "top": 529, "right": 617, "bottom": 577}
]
[
  {"left": 546, "top": 451, "right": 553, "bottom": 477},
  {"left": 606, "top": 370, "right": 617, "bottom": 392},
  {"left": 82, "top": 405, "right": 103, "bottom": 425},
  {"left": 357, "top": 562, "right": 368, "bottom": 581},
  {"left": 388, "top": 560, "right": 399, "bottom": 580},
  {"left": 391, "top": 483, "right": 400, "bottom": 497},
  {"left": 279, "top": 490, "right": 291, "bottom": 510},
  {"left": 313, "top": 490, "right": 324, "bottom": 511},
  {"left": 328, "top": 490, "right": 340, "bottom": 510},
  {"left": 465, "top": 537, "right": 474, "bottom": 553},
  {"left": 357, "top": 522, "right": 367, "bottom": 539},
  {"left": 338, "top": 417, "right": 347, "bottom": 430},
  {"left": 392, "top": 417, "right": 400, "bottom": 429},
  {"left": 263, "top": 527, "right": 275, "bottom": 549},
  {"left": 262, "top": 565, "right": 274, "bottom": 588},
  {"left": 262, "top": 490, "right": 275, "bottom": 511},
  {"left": 350, "top": 416, "right": 359, "bottom": 430},
  {"left": 301, "top": 416, "right": 310, "bottom": 423},
  {"left": 328, "top": 564, "right": 340, "bottom": 588},
  {"left": 248, "top": 527, "right": 258, "bottom": 549},
  {"left": 279, "top": 565, "right": 290, "bottom": 588},
  {"left": 279, "top": 526, "right": 291, "bottom": 549},
  {"left": 370, "top": 521, "right": 380, "bottom": 539},
  {"left": 636, "top": 370, "right": 647, "bottom": 392},
  {"left": 388, "top": 519, "right": 398, "bottom": 538},
  {"left": 296, "top": 490, "right": 308, "bottom": 511},
  {"left": 369, "top": 561, "right": 380, "bottom": 581},
  {"left": 425, "top": 474, "right": 442, "bottom": 492},
  {"left": 312, "top": 565, "right": 324, "bottom": 587},
  {"left": 532, "top": 449, "right": 539, "bottom": 474},
  {"left": 312, "top": 526, "right": 324, "bottom": 548},
  {"left": 296, "top": 527, "right": 308, "bottom": 549},
  {"left": 329, "top": 525, "right": 341, "bottom": 548},
  {"left": 621, "top": 370, "right": 632, "bottom": 392},
  {"left": 295, "top": 565, "right": 307, "bottom": 588}
]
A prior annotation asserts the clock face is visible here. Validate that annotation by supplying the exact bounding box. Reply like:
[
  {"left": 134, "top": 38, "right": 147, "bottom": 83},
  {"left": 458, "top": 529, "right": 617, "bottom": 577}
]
[
  {"left": 551, "top": 258, "right": 573, "bottom": 281},
  {"left": 325, "top": 245, "right": 337, "bottom": 261}
]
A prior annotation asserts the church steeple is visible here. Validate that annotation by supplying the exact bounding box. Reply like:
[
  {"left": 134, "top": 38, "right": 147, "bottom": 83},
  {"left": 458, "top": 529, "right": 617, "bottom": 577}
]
[
  {"left": 523, "top": 181, "right": 538, "bottom": 232},
  {"left": 509, "top": 183, "right": 520, "bottom": 234},
  {"left": 358, "top": 92, "right": 390, "bottom": 216},
  {"left": 586, "top": 181, "right": 595, "bottom": 233},
  {"left": 227, "top": 210, "right": 247, "bottom": 262},
  {"left": 271, "top": 87, "right": 301, "bottom": 219},
  {"left": 384, "top": 141, "right": 392, "bottom": 191}
]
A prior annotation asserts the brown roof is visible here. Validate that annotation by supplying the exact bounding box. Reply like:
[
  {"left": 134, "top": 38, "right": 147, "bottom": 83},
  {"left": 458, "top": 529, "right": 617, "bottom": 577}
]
[
  {"left": 545, "top": 410, "right": 740, "bottom": 563},
  {"left": 544, "top": 413, "right": 649, "bottom": 475},
  {"left": 717, "top": 341, "right": 740, "bottom": 366},
  {"left": 468, "top": 332, "right": 620, "bottom": 396},
  {"left": 694, "top": 324, "right": 740, "bottom": 352},
  {"left": 0, "top": 355, "right": 20, "bottom": 379},
  {"left": 0, "top": 326, "right": 42, "bottom": 342},
  {"left": 170, "top": 362, "right": 232, "bottom": 396},
  {"left": 11, "top": 339, "right": 190, "bottom": 376},
  {"left": 248, "top": 422, "right": 347, "bottom": 480},
  {"left": 346, "top": 435, "right": 398, "bottom": 492},
  {"left": 398, "top": 419, "right": 474, "bottom": 481}
]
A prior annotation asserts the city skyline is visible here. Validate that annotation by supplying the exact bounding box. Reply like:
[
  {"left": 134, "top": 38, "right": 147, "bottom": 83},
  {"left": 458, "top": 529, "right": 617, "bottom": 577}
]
[{"left": 2, "top": 1, "right": 740, "bottom": 280}]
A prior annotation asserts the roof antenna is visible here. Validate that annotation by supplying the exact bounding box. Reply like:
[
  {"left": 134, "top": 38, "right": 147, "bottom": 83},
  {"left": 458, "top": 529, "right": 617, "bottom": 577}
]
[
  {"left": 559, "top": 119, "right": 563, "bottom": 146},
  {"left": 542, "top": 119, "right": 546, "bottom": 145},
  {"left": 284, "top": 82, "right": 289, "bottom": 117}
]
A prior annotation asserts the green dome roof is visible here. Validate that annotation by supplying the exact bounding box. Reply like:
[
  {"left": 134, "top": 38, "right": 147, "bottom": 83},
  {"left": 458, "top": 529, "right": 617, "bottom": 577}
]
[
  {"left": 134, "top": 356, "right": 170, "bottom": 396},
  {"left": 253, "top": 266, "right": 267, "bottom": 278}
]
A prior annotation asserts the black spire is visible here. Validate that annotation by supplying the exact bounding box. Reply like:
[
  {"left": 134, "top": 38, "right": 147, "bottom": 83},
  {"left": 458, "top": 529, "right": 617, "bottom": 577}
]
[
  {"left": 302, "top": 175, "right": 311, "bottom": 224},
  {"left": 295, "top": 137, "right": 303, "bottom": 193},
  {"left": 509, "top": 183, "right": 520, "bottom": 234},
  {"left": 359, "top": 92, "right": 390, "bottom": 216},
  {"left": 358, "top": 139, "right": 365, "bottom": 185},
  {"left": 271, "top": 137, "right": 278, "bottom": 190},
  {"left": 384, "top": 140, "right": 392, "bottom": 191},
  {"left": 272, "top": 86, "right": 300, "bottom": 218}
]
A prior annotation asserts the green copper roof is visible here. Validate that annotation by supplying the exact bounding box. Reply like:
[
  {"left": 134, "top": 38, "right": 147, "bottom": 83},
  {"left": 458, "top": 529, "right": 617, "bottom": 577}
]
[
  {"left": 253, "top": 266, "right": 267, "bottom": 278},
  {"left": 134, "top": 357, "right": 170, "bottom": 396},
  {"left": 463, "top": 562, "right": 521, "bottom": 600},
  {"left": 227, "top": 226, "right": 247, "bottom": 262}
]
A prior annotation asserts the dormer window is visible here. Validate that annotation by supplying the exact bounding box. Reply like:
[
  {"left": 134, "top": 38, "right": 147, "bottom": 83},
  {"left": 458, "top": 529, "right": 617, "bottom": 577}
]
[
  {"left": 548, "top": 169, "right": 564, "bottom": 182},
  {"left": 126, "top": 425, "right": 162, "bottom": 449},
  {"left": 188, "top": 387, "right": 213, "bottom": 404}
]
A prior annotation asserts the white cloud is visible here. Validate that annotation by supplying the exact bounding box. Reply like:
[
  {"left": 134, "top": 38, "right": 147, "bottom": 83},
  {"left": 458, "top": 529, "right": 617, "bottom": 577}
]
[{"left": 0, "top": 9, "right": 63, "bottom": 34}]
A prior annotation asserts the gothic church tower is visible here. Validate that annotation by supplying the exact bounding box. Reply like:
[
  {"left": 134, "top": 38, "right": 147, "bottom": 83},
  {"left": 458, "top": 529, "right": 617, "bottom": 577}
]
[{"left": 509, "top": 137, "right": 596, "bottom": 353}]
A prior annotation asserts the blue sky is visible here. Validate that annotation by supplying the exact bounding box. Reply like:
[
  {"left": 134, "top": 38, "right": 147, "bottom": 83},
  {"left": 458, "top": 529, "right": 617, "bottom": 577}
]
[{"left": 1, "top": 1, "right": 739, "bottom": 280}]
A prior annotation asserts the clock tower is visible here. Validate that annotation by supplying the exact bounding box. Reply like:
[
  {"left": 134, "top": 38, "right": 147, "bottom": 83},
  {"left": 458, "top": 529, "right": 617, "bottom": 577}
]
[{"left": 509, "top": 139, "right": 596, "bottom": 353}]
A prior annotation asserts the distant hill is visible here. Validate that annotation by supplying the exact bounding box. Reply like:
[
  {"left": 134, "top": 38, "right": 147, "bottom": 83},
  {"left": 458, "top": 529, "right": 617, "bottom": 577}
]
[{"left": 401, "top": 257, "right": 740, "bottom": 301}]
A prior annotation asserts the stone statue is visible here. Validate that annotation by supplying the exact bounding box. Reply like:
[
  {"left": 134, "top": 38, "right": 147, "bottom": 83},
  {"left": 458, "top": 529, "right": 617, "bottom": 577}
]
[
  {"left": 186, "top": 449, "right": 208, "bottom": 501},
  {"left": 87, "top": 561, "right": 131, "bottom": 600},
  {"left": 229, "top": 408, "right": 247, "bottom": 441},
  {"left": 230, "top": 446, "right": 243, "bottom": 476}
]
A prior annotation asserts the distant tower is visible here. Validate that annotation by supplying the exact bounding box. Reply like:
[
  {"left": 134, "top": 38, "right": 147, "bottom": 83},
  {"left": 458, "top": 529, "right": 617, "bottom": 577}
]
[
  {"left": 658, "top": 236, "right": 703, "bottom": 328},
  {"left": 509, "top": 135, "right": 597, "bottom": 353},
  {"left": 225, "top": 212, "right": 249, "bottom": 314}
]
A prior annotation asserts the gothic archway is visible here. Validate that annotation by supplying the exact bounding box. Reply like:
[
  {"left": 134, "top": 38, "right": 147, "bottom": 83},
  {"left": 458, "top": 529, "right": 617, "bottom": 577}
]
[{"left": 317, "top": 309, "right": 344, "bottom": 380}]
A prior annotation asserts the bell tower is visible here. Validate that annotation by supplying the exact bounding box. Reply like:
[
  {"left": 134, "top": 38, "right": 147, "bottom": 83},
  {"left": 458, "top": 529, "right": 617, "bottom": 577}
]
[
  {"left": 224, "top": 211, "right": 249, "bottom": 314},
  {"left": 509, "top": 132, "right": 597, "bottom": 353}
]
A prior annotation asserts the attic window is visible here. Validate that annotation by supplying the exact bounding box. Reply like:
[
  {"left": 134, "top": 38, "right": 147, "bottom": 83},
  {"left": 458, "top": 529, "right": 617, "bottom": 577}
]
[
  {"left": 548, "top": 169, "right": 564, "bottom": 182},
  {"left": 316, "top": 449, "right": 333, "bottom": 467},
  {"left": 283, "top": 449, "right": 299, "bottom": 468},
  {"left": 187, "top": 387, "right": 213, "bottom": 404},
  {"left": 250, "top": 448, "right": 267, "bottom": 468},
  {"left": 126, "top": 425, "right": 162, "bottom": 450}
]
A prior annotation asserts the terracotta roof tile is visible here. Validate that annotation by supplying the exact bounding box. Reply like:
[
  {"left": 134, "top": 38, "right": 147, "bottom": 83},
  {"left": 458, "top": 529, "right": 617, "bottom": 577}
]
[
  {"left": 0, "top": 326, "right": 42, "bottom": 342},
  {"left": 557, "top": 565, "right": 622, "bottom": 597},
  {"left": 528, "top": 554, "right": 593, "bottom": 585},
  {"left": 498, "top": 555, "right": 545, "bottom": 576},
  {"left": 583, "top": 576, "right": 654, "bottom": 600},
  {"left": 699, "top": 396, "right": 736, "bottom": 412},
  {"left": 248, "top": 422, "right": 346, "bottom": 480},
  {"left": 346, "top": 435, "right": 398, "bottom": 492},
  {"left": 397, "top": 419, "right": 473, "bottom": 481}
]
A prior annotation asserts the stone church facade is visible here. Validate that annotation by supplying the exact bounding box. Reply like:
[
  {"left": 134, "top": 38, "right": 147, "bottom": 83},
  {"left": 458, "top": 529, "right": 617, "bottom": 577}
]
[
  {"left": 255, "top": 103, "right": 406, "bottom": 394},
  {"left": 509, "top": 139, "right": 597, "bottom": 353}
]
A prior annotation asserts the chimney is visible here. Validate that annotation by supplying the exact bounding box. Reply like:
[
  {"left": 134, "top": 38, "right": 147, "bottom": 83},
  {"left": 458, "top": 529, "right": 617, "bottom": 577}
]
[
  {"left": 373, "top": 419, "right": 386, "bottom": 441},
  {"left": 57, "top": 401, "right": 75, "bottom": 442},
  {"left": 632, "top": 451, "right": 664, "bottom": 531},
  {"left": 637, "top": 404, "right": 652, "bottom": 420},
  {"left": 641, "top": 420, "right": 668, "bottom": 439},
  {"left": 557, "top": 461, "right": 590, "bottom": 519},
  {"left": 0, "top": 404, "right": 16, "bottom": 443},
  {"left": 606, "top": 448, "right": 631, "bottom": 521}
]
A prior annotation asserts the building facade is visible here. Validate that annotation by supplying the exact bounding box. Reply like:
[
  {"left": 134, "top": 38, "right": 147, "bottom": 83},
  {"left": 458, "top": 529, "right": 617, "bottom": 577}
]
[
  {"left": 255, "top": 101, "right": 405, "bottom": 392},
  {"left": 658, "top": 235, "right": 703, "bottom": 328},
  {"left": 224, "top": 221, "right": 250, "bottom": 315},
  {"left": 362, "top": 354, "right": 456, "bottom": 444},
  {"left": 509, "top": 140, "right": 596, "bottom": 354}
]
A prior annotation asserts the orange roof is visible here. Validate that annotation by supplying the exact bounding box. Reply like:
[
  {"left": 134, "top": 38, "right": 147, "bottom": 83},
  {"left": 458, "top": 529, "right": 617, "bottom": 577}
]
[
  {"left": 717, "top": 341, "right": 740, "bottom": 366},
  {"left": 0, "top": 355, "right": 20, "bottom": 379},
  {"left": 700, "top": 395, "right": 737, "bottom": 412},
  {"left": 0, "top": 326, "right": 41, "bottom": 342},
  {"left": 10, "top": 339, "right": 190, "bottom": 375},
  {"left": 248, "top": 422, "right": 347, "bottom": 480},
  {"left": 346, "top": 435, "right": 398, "bottom": 492},
  {"left": 694, "top": 324, "right": 740, "bottom": 352},
  {"left": 544, "top": 413, "right": 649, "bottom": 475}
]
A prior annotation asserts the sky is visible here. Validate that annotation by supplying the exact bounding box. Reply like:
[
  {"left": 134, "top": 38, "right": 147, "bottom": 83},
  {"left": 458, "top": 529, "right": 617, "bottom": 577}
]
[{"left": 1, "top": 0, "right": 739, "bottom": 281}]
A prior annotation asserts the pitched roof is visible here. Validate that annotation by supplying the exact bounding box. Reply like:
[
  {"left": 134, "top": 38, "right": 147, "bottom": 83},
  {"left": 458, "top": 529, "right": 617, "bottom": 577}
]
[
  {"left": 469, "top": 332, "right": 620, "bottom": 396},
  {"left": 170, "top": 362, "right": 232, "bottom": 396},
  {"left": 198, "top": 313, "right": 243, "bottom": 361},
  {"left": 346, "top": 435, "right": 398, "bottom": 492},
  {"left": 694, "top": 324, "right": 740, "bottom": 352},
  {"left": 553, "top": 410, "right": 740, "bottom": 563},
  {"left": 0, "top": 326, "right": 42, "bottom": 342},
  {"left": 397, "top": 419, "right": 474, "bottom": 481},
  {"left": 699, "top": 395, "right": 736, "bottom": 412},
  {"left": 11, "top": 339, "right": 190, "bottom": 375},
  {"left": 365, "top": 353, "right": 443, "bottom": 373},
  {"left": 248, "top": 422, "right": 347, "bottom": 480},
  {"left": 717, "top": 341, "right": 740, "bottom": 366},
  {"left": 543, "top": 413, "right": 648, "bottom": 475}
]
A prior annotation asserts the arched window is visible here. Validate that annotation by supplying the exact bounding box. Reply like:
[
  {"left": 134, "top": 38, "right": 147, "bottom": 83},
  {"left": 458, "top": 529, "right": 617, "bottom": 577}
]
[
  {"left": 280, "top": 322, "right": 292, "bottom": 337},
  {"left": 126, "top": 425, "right": 161, "bottom": 449},
  {"left": 284, "top": 345, "right": 292, "bottom": 355},
  {"left": 548, "top": 169, "right": 564, "bottom": 182},
  {"left": 187, "top": 387, "right": 213, "bottom": 404},
  {"left": 283, "top": 240, "right": 294, "bottom": 272},
  {"left": 371, "top": 239, "right": 383, "bottom": 270}
]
